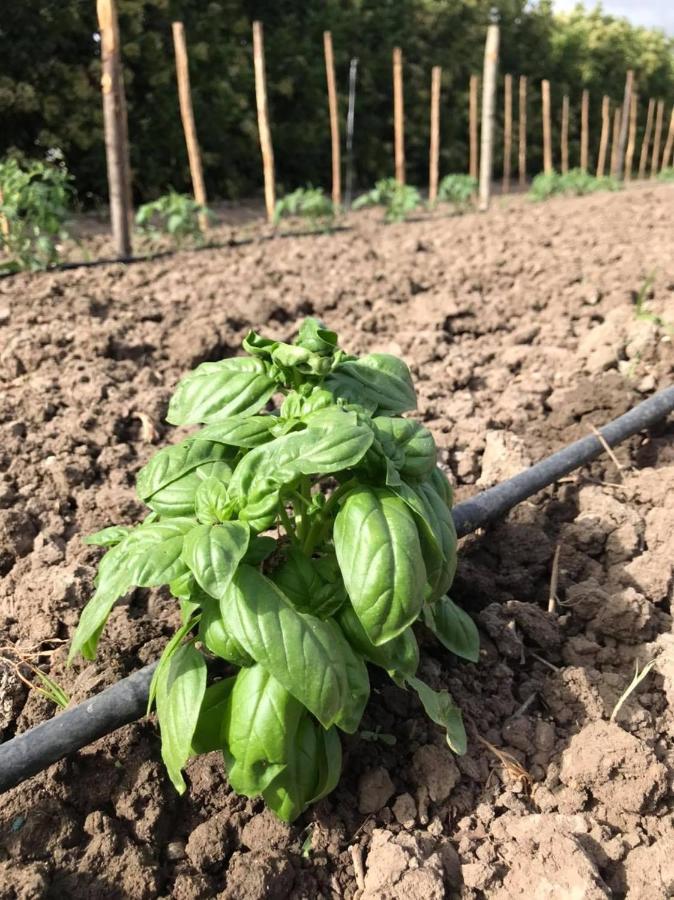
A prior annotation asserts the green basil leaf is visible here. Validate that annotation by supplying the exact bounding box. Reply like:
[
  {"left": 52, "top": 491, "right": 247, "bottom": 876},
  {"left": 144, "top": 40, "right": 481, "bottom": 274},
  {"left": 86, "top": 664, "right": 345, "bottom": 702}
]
[
  {"left": 147, "top": 614, "right": 201, "bottom": 713},
  {"left": 229, "top": 416, "right": 373, "bottom": 522},
  {"left": 310, "top": 726, "right": 342, "bottom": 804},
  {"left": 191, "top": 677, "right": 235, "bottom": 755},
  {"left": 295, "top": 317, "right": 338, "bottom": 354},
  {"left": 136, "top": 439, "right": 233, "bottom": 501},
  {"left": 199, "top": 595, "right": 254, "bottom": 666},
  {"left": 272, "top": 548, "right": 346, "bottom": 619},
  {"left": 280, "top": 387, "right": 334, "bottom": 421},
  {"left": 182, "top": 521, "right": 250, "bottom": 598},
  {"left": 167, "top": 356, "right": 276, "bottom": 425},
  {"left": 243, "top": 535, "right": 277, "bottom": 565},
  {"left": 373, "top": 417, "right": 436, "bottom": 479},
  {"left": 156, "top": 642, "right": 207, "bottom": 792},
  {"left": 429, "top": 466, "right": 454, "bottom": 507},
  {"left": 83, "top": 525, "right": 131, "bottom": 547},
  {"left": 221, "top": 565, "right": 368, "bottom": 730},
  {"left": 147, "top": 461, "right": 233, "bottom": 516},
  {"left": 327, "top": 354, "right": 417, "bottom": 415},
  {"left": 334, "top": 487, "right": 426, "bottom": 645},
  {"left": 405, "top": 675, "right": 467, "bottom": 755},
  {"left": 223, "top": 664, "right": 302, "bottom": 797},
  {"left": 69, "top": 519, "right": 193, "bottom": 662},
  {"left": 242, "top": 330, "right": 277, "bottom": 359},
  {"left": 424, "top": 596, "right": 480, "bottom": 663},
  {"left": 194, "top": 476, "right": 232, "bottom": 524},
  {"left": 197, "top": 416, "right": 276, "bottom": 448},
  {"left": 262, "top": 713, "right": 320, "bottom": 822},
  {"left": 337, "top": 604, "right": 419, "bottom": 680}
]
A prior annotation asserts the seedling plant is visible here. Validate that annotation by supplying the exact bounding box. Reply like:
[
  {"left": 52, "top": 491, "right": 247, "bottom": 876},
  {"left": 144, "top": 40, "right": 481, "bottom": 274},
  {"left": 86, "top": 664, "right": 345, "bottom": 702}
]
[
  {"left": 529, "top": 168, "right": 620, "bottom": 201},
  {"left": 437, "top": 174, "right": 477, "bottom": 210},
  {"left": 353, "top": 177, "right": 421, "bottom": 222},
  {"left": 70, "top": 319, "right": 478, "bottom": 822},
  {"left": 136, "top": 191, "right": 210, "bottom": 246},
  {"left": 0, "top": 156, "right": 73, "bottom": 272},
  {"left": 274, "top": 187, "right": 336, "bottom": 230}
]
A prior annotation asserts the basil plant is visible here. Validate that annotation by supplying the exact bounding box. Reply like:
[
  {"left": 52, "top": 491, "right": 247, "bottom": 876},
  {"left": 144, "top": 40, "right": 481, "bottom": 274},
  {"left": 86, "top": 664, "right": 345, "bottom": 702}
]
[{"left": 69, "top": 319, "right": 479, "bottom": 822}]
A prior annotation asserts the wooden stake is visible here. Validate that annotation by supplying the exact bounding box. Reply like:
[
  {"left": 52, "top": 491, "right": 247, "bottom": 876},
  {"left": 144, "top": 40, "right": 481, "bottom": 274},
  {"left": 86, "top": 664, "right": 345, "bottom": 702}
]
[
  {"left": 478, "top": 24, "right": 499, "bottom": 211},
  {"left": 541, "top": 79, "right": 552, "bottom": 175},
  {"left": 503, "top": 73, "right": 512, "bottom": 192},
  {"left": 393, "top": 47, "right": 405, "bottom": 184},
  {"left": 580, "top": 89, "right": 589, "bottom": 170},
  {"left": 469, "top": 74, "right": 479, "bottom": 180},
  {"left": 97, "top": 0, "right": 132, "bottom": 258},
  {"left": 323, "top": 32, "right": 341, "bottom": 207},
  {"left": 650, "top": 99, "right": 664, "bottom": 178},
  {"left": 625, "top": 92, "right": 637, "bottom": 181},
  {"left": 609, "top": 107, "right": 621, "bottom": 178},
  {"left": 638, "top": 98, "right": 655, "bottom": 179},
  {"left": 661, "top": 106, "right": 674, "bottom": 171},
  {"left": 172, "top": 22, "right": 208, "bottom": 231},
  {"left": 596, "top": 95, "right": 609, "bottom": 177},
  {"left": 252, "top": 21, "right": 275, "bottom": 223},
  {"left": 428, "top": 66, "right": 441, "bottom": 204},
  {"left": 344, "top": 58, "right": 358, "bottom": 208},
  {"left": 615, "top": 69, "right": 633, "bottom": 179},
  {"left": 561, "top": 94, "right": 569, "bottom": 174},
  {"left": 518, "top": 75, "right": 527, "bottom": 186}
]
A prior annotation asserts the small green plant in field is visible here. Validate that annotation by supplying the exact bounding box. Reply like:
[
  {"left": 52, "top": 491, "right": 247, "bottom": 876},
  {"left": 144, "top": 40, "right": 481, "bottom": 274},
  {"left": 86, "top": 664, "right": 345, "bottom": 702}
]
[
  {"left": 529, "top": 168, "right": 620, "bottom": 201},
  {"left": 136, "top": 191, "right": 210, "bottom": 246},
  {"left": 0, "top": 156, "right": 72, "bottom": 272},
  {"left": 274, "top": 187, "right": 335, "bottom": 229},
  {"left": 354, "top": 177, "right": 421, "bottom": 222},
  {"left": 437, "top": 174, "right": 477, "bottom": 210},
  {"left": 633, "top": 275, "right": 673, "bottom": 335},
  {"left": 657, "top": 167, "right": 674, "bottom": 183},
  {"left": 69, "top": 318, "right": 478, "bottom": 822}
]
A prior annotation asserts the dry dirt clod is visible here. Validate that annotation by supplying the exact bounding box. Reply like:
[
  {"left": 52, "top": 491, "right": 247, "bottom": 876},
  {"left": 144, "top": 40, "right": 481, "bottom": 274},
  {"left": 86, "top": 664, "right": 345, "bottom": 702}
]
[
  {"left": 358, "top": 766, "right": 395, "bottom": 814},
  {"left": 411, "top": 744, "right": 460, "bottom": 803}
]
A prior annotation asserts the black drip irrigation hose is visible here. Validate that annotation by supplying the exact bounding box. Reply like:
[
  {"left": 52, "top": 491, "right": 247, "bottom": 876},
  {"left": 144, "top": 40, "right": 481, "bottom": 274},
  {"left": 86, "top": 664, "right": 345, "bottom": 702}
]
[{"left": 0, "top": 384, "right": 672, "bottom": 793}]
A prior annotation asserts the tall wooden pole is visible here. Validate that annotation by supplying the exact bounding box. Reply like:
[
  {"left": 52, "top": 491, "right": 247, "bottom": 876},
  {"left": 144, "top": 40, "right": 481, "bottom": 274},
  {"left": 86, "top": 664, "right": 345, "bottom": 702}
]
[
  {"left": 638, "top": 98, "right": 655, "bottom": 179},
  {"left": 561, "top": 94, "right": 569, "bottom": 174},
  {"left": 478, "top": 24, "right": 499, "bottom": 211},
  {"left": 518, "top": 75, "right": 527, "bottom": 187},
  {"left": 615, "top": 69, "right": 633, "bottom": 179},
  {"left": 625, "top": 92, "right": 637, "bottom": 182},
  {"left": 596, "top": 95, "right": 609, "bottom": 177},
  {"left": 541, "top": 79, "right": 552, "bottom": 174},
  {"left": 469, "top": 74, "right": 479, "bottom": 180},
  {"left": 650, "top": 99, "right": 664, "bottom": 178},
  {"left": 323, "top": 32, "right": 341, "bottom": 207},
  {"left": 97, "top": 0, "right": 132, "bottom": 258},
  {"left": 609, "top": 107, "right": 622, "bottom": 177},
  {"left": 344, "top": 58, "right": 358, "bottom": 208},
  {"left": 393, "top": 47, "right": 405, "bottom": 184},
  {"left": 661, "top": 107, "right": 674, "bottom": 171},
  {"left": 172, "top": 22, "right": 208, "bottom": 231},
  {"left": 503, "top": 73, "right": 512, "bottom": 192},
  {"left": 428, "top": 66, "right": 441, "bottom": 204},
  {"left": 252, "top": 21, "right": 275, "bottom": 223},
  {"left": 580, "top": 89, "right": 589, "bottom": 171}
]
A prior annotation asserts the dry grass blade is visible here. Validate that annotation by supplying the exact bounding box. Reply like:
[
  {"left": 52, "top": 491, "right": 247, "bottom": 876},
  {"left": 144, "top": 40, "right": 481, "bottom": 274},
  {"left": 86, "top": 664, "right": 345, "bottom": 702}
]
[
  {"left": 610, "top": 656, "right": 660, "bottom": 723},
  {"left": 0, "top": 640, "right": 70, "bottom": 709},
  {"left": 588, "top": 423, "right": 626, "bottom": 477},
  {"left": 477, "top": 734, "right": 532, "bottom": 791},
  {"left": 548, "top": 542, "right": 562, "bottom": 613}
]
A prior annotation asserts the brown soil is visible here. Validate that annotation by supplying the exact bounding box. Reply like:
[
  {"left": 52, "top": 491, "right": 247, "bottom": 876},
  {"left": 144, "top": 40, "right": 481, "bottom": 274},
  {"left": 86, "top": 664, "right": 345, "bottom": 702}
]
[{"left": 1, "top": 183, "right": 673, "bottom": 900}]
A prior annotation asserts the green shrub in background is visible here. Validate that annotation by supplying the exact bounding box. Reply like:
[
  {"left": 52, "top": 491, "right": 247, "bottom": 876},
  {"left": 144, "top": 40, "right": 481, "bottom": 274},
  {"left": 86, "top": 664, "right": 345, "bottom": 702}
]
[
  {"left": 0, "top": 156, "right": 72, "bottom": 272},
  {"left": 135, "top": 191, "right": 210, "bottom": 246},
  {"left": 437, "top": 174, "right": 477, "bottom": 210},
  {"left": 657, "top": 167, "right": 674, "bottom": 182},
  {"left": 273, "top": 186, "right": 335, "bottom": 228},
  {"left": 529, "top": 168, "right": 620, "bottom": 201},
  {"left": 353, "top": 178, "right": 421, "bottom": 223}
]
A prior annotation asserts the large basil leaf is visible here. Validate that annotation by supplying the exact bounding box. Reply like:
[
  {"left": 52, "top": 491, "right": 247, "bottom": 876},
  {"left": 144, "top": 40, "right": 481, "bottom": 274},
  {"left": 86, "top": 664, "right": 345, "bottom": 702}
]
[
  {"left": 199, "top": 594, "right": 254, "bottom": 667},
  {"left": 334, "top": 487, "right": 426, "bottom": 645},
  {"left": 272, "top": 548, "right": 346, "bottom": 618},
  {"left": 223, "top": 665, "right": 303, "bottom": 797},
  {"left": 69, "top": 519, "right": 193, "bottom": 661},
  {"left": 326, "top": 354, "right": 417, "bottom": 415},
  {"left": 147, "top": 614, "right": 201, "bottom": 713},
  {"left": 197, "top": 416, "right": 276, "bottom": 448},
  {"left": 136, "top": 439, "right": 233, "bottom": 502},
  {"left": 406, "top": 675, "right": 467, "bottom": 755},
  {"left": 156, "top": 642, "right": 207, "bottom": 792},
  {"left": 191, "top": 677, "right": 235, "bottom": 755},
  {"left": 167, "top": 356, "right": 276, "bottom": 425},
  {"left": 337, "top": 604, "right": 419, "bottom": 680},
  {"left": 373, "top": 417, "right": 436, "bottom": 479},
  {"left": 221, "top": 565, "right": 368, "bottom": 731},
  {"left": 181, "top": 521, "right": 250, "bottom": 598},
  {"left": 229, "top": 415, "right": 373, "bottom": 521},
  {"left": 424, "top": 596, "right": 480, "bottom": 663}
]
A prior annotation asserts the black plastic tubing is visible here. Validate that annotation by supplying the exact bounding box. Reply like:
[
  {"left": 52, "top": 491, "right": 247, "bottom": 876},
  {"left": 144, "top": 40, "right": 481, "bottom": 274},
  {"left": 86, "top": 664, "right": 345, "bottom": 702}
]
[{"left": 0, "top": 384, "right": 672, "bottom": 793}]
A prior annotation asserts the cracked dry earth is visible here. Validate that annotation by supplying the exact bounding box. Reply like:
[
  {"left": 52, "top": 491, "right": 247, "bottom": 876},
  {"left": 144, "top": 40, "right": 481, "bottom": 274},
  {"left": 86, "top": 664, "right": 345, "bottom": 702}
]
[{"left": 0, "top": 182, "right": 673, "bottom": 899}]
